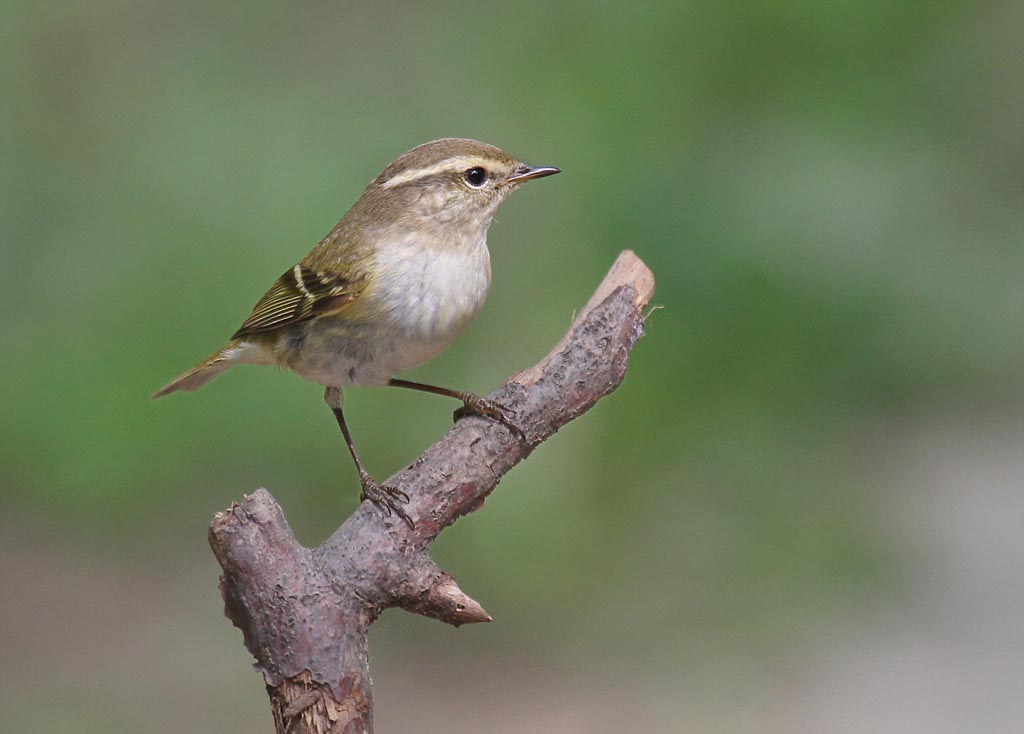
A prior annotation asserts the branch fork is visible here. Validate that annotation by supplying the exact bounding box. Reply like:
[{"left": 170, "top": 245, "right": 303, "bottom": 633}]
[{"left": 209, "top": 250, "right": 656, "bottom": 733}]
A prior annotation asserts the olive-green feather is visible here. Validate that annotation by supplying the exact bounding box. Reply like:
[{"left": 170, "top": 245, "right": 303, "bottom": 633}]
[{"left": 232, "top": 264, "right": 359, "bottom": 338}]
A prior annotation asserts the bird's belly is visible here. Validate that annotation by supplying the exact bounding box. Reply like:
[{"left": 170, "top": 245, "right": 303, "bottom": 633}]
[
  {"left": 282, "top": 241, "right": 491, "bottom": 387},
  {"left": 287, "top": 323, "right": 453, "bottom": 387}
]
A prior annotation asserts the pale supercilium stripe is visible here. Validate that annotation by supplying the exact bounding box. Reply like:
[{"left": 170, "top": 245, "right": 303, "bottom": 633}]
[{"left": 379, "top": 156, "right": 492, "bottom": 189}]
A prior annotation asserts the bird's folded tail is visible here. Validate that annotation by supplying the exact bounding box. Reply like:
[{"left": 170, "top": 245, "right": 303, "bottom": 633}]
[{"left": 151, "top": 344, "right": 240, "bottom": 399}]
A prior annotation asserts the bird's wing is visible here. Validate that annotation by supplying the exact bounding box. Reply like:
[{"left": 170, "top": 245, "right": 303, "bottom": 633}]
[{"left": 232, "top": 264, "right": 361, "bottom": 338}]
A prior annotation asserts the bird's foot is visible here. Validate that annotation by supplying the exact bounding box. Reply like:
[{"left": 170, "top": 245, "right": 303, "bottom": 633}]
[
  {"left": 453, "top": 394, "right": 526, "bottom": 441},
  {"left": 359, "top": 473, "right": 413, "bottom": 528}
]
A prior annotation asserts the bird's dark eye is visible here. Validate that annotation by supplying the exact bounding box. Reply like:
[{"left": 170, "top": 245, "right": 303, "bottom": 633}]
[{"left": 464, "top": 167, "right": 487, "bottom": 187}]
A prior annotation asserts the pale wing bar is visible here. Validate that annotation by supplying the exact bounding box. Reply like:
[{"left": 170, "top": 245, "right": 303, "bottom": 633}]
[{"left": 232, "top": 265, "right": 355, "bottom": 338}]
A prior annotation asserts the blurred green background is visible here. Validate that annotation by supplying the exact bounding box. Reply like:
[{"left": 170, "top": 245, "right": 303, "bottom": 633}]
[{"left": 4, "top": 1, "right": 1023, "bottom": 732}]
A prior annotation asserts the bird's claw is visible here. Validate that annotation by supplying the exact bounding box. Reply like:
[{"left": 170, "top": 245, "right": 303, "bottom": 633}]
[
  {"left": 453, "top": 395, "right": 526, "bottom": 441},
  {"left": 359, "top": 476, "right": 413, "bottom": 528}
]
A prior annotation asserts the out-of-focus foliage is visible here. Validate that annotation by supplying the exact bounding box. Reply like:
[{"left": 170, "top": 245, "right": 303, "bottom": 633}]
[{"left": 3, "top": 1, "right": 1022, "bottom": 731}]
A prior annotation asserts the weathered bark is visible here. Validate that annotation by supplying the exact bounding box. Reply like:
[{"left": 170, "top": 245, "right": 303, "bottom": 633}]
[{"left": 209, "top": 251, "right": 656, "bottom": 733}]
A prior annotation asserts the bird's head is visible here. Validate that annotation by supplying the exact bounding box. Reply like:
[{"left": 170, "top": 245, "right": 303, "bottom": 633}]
[{"left": 352, "top": 138, "right": 560, "bottom": 242}]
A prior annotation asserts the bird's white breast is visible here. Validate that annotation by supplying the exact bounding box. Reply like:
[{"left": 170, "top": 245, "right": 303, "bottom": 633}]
[
  {"left": 374, "top": 234, "right": 492, "bottom": 349},
  {"left": 284, "top": 233, "right": 493, "bottom": 388}
]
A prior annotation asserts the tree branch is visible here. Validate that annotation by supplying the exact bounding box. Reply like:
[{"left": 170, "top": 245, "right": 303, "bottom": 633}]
[{"left": 209, "top": 250, "right": 656, "bottom": 733}]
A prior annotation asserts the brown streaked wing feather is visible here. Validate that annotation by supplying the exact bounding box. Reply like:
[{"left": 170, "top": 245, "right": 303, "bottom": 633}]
[{"left": 232, "top": 265, "right": 358, "bottom": 338}]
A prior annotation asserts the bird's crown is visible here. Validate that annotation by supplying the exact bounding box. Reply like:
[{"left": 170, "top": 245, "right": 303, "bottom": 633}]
[{"left": 370, "top": 138, "right": 558, "bottom": 195}]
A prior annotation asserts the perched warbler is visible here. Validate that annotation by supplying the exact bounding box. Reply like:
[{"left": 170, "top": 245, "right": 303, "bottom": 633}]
[{"left": 153, "top": 138, "right": 560, "bottom": 524}]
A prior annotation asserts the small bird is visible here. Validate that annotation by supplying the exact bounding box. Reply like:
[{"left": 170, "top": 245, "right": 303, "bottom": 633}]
[{"left": 153, "top": 138, "right": 560, "bottom": 525}]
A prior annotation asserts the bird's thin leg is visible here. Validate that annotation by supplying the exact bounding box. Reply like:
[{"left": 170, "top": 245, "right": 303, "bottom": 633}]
[
  {"left": 386, "top": 378, "right": 524, "bottom": 439},
  {"left": 324, "top": 386, "right": 412, "bottom": 527}
]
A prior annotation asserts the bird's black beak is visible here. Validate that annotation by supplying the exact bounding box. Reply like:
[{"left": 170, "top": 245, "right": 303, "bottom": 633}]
[{"left": 506, "top": 165, "right": 561, "bottom": 185}]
